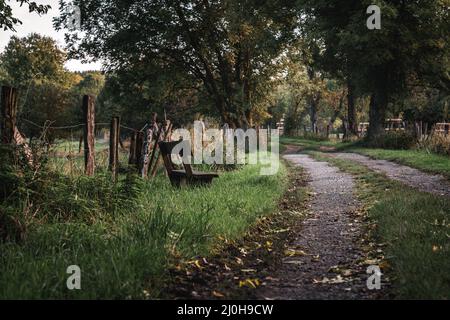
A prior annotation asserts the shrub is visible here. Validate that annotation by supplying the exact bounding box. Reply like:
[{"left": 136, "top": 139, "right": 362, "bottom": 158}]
[
  {"left": 302, "top": 132, "right": 329, "bottom": 142},
  {"left": 365, "top": 131, "right": 416, "bottom": 150},
  {"left": 419, "top": 134, "right": 450, "bottom": 156}
]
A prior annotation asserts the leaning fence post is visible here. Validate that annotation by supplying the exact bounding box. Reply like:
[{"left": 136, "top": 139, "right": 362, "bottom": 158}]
[
  {"left": 1, "top": 86, "right": 18, "bottom": 144},
  {"left": 151, "top": 120, "right": 172, "bottom": 178},
  {"left": 140, "top": 126, "right": 153, "bottom": 178},
  {"left": 82, "top": 95, "right": 95, "bottom": 176},
  {"left": 109, "top": 116, "right": 120, "bottom": 181}
]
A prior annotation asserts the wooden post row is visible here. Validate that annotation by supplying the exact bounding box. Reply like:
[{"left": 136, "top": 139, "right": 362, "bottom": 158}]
[
  {"left": 1, "top": 86, "right": 18, "bottom": 144},
  {"left": 82, "top": 95, "right": 95, "bottom": 176},
  {"left": 109, "top": 116, "right": 120, "bottom": 181},
  {"left": 128, "top": 131, "right": 137, "bottom": 165}
]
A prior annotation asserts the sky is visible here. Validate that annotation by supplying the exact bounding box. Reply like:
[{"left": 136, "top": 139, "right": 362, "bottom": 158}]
[{"left": 0, "top": 0, "right": 102, "bottom": 71}]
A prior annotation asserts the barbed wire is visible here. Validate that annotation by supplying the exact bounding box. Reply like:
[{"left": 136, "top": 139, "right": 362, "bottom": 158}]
[
  {"left": 19, "top": 118, "right": 132, "bottom": 131},
  {"left": 20, "top": 118, "right": 85, "bottom": 130},
  {"left": 120, "top": 124, "right": 139, "bottom": 132}
]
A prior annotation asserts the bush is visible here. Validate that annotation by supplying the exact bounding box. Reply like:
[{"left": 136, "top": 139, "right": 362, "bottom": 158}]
[
  {"left": 419, "top": 134, "right": 450, "bottom": 156},
  {"left": 364, "top": 131, "right": 416, "bottom": 150},
  {"left": 302, "top": 132, "right": 329, "bottom": 142}
]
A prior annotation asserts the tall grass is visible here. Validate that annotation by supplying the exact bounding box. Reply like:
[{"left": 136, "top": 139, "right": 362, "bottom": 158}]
[{"left": 0, "top": 153, "right": 286, "bottom": 299}]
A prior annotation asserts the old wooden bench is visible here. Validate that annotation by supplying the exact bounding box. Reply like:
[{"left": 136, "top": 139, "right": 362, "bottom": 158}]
[{"left": 158, "top": 139, "right": 219, "bottom": 187}]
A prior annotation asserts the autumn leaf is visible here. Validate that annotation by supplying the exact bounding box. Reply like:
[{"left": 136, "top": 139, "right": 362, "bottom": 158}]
[
  {"left": 188, "top": 260, "right": 203, "bottom": 269},
  {"left": 284, "top": 248, "right": 307, "bottom": 257},
  {"left": 212, "top": 291, "right": 225, "bottom": 298},
  {"left": 239, "top": 278, "right": 261, "bottom": 288}
]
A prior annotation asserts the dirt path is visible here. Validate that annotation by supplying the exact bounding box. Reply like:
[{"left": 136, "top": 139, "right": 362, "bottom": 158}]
[
  {"left": 332, "top": 153, "right": 450, "bottom": 197},
  {"left": 256, "top": 154, "right": 376, "bottom": 300}
]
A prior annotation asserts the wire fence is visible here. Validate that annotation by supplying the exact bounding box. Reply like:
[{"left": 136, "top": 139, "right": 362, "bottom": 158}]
[{"left": 13, "top": 113, "right": 168, "bottom": 178}]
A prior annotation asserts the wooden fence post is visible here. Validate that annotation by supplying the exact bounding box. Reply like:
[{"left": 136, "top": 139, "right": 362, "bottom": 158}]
[
  {"left": 140, "top": 127, "right": 153, "bottom": 177},
  {"left": 135, "top": 131, "right": 144, "bottom": 170},
  {"left": 82, "top": 95, "right": 95, "bottom": 176},
  {"left": 1, "top": 86, "right": 18, "bottom": 144},
  {"left": 147, "top": 125, "right": 162, "bottom": 177},
  {"left": 151, "top": 120, "right": 172, "bottom": 177},
  {"left": 128, "top": 131, "right": 137, "bottom": 165},
  {"left": 109, "top": 116, "right": 120, "bottom": 181}
]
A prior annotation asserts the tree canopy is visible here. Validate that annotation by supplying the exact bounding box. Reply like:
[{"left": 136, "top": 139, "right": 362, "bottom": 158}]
[
  {"left": 55, "top": 0, "right": 299, "bottom": 127},
  {"left": 0, "top": 0, "right": 51, "bottom": 31}
]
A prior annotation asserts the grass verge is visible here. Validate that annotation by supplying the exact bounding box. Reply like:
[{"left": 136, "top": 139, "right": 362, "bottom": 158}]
[
  {"left": 164, "top": 162, "right": 308, "bottom": 299},
  {"left": 0, "top": 159, "right": 287, "bottom": 299}
]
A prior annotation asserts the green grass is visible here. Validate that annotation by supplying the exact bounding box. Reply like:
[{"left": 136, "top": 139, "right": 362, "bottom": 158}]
[
  {"left": 281, "top": 136, "right": 450, "bottom": 180},
  {"left": 0, "top": 159, "right": 287, "bottom": 299},
  {"left": 280, "top": 136, "right": 347, "bottom": 150},
  {"left": 310, "top": 151, "right": 450, "bottom": 299},
  {"left": 48, "top": 139, "right": 128, "bottom": 176},
  {"left": 345, "top": 148, "right": 450, "bottom": 180}
]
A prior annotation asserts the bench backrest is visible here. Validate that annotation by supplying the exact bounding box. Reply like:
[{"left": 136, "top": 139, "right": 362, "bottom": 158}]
[{"left": 158, "top": 139, "right": 193, "bottom": 177}]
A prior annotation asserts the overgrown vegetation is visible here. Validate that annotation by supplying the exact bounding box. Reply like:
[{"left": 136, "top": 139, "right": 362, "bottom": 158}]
[
  {"left": 363, "top": 131, "right": 417, "bottom": 150},
  {"left": 0, "top": 147, "right": 287, "bottom": 299},
  {"left": 310, "top": 152, "right": 450, "bottom": 299},
  {"left": 418, "top": 134, "right": 450, "bottom": 156}
]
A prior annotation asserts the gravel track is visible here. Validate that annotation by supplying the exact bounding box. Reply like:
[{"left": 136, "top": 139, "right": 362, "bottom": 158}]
[{"left": 256, "top": 154, "right": 375, "bottom": 300}]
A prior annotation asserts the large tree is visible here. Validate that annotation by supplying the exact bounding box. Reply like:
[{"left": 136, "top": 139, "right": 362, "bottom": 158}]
[
  {"left": 1, "top": 33, "right": 66, "bottom": 88},
  {"left": 299, "top": 0, "right": 450, "bottom": 139},
  {"left": 55, "top": 0, "right": 298, "bottom": 127},
  {"left": 0, "top": 34, "right": 83, "bottom": 138}
]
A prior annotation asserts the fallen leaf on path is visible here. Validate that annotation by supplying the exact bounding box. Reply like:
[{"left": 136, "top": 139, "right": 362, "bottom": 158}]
[
  {"left": 273, "top": 228, "right": 290, "bottom": 233},
  {"left": 283, "top": 260, "right": 304, "bottom": 265},
  {"left": 239, "top": 278, "right": 261, "bottom": 288},
  {"left": 212, "top": 291, "right": 225, "bottom": 298},
  {"left": 192, "top": 260, "right": 202, "bottom": 269},
  {"left": 313, "top": 275, "right": 349, "bottom": 284},
  {"left": 284, "top": 248, "right": 307, "bottom": 257},
  {"left": 265, "top": 276, "right": 279, "bottom": 281},
  {"left": 363, "top": 259, "right": 378, "bottom": 265}
]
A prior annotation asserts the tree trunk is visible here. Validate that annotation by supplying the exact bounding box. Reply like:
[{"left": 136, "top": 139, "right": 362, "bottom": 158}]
[
  {"left": 347, "top": 79, "right": 357, "bottom": 136},
  {"left": 1, "top": 86, "right": 18, "bottom": 144},
  {"left": 367, "top": 68, "right": 389, "bottom": 140},
  {"left": 367, "top": 91, "right": 388, "bottom": 139},
  {"left": 310, "top": 97, "right": 318, "bottom": 133}
]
